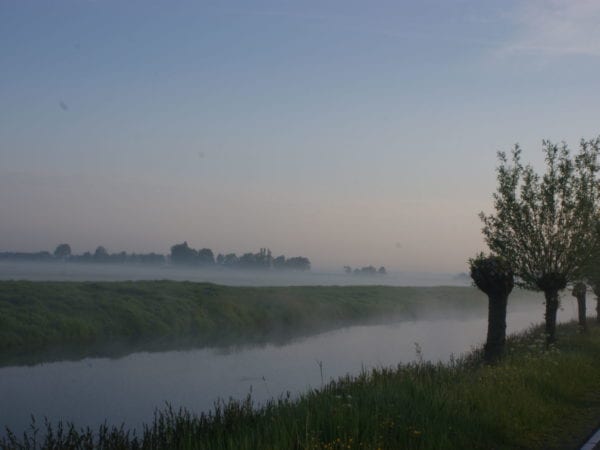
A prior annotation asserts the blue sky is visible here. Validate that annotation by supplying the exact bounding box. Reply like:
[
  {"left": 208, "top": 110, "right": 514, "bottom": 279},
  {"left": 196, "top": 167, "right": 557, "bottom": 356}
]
[{"left": 2, "top": 0, "right": 600, "bottom": 271}]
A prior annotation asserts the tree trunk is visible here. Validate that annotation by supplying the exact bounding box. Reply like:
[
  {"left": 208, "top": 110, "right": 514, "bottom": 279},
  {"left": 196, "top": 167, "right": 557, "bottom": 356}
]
[
  {"left": 544, "top": 289, "right": 559, "bottom": 345},
  {"left": 597, "top": 296, "right": 600, "bottom": 324},
  {"left": 577, "top": 296, "right": 587, "bottom": 331},
  {"left": 572, "top": 283, "right": 587, "bottom": 332},
  {"left": 484, "top": 292, "right": 509, "bottom": 363}
]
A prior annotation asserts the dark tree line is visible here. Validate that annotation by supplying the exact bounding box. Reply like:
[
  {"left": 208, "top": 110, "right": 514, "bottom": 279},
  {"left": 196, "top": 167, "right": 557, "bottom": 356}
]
[
  {"left": 170, "top": 242, "right": 311, "bottom": 271},
  {"left": 343, "top": 265, "right": 386, "bottom": 275},
  {"left": 1, "top": 244, "right": 164, "bottom": 266},
  {"left": 0, "top": 251, "right": 54, "bottom": 262},
  {"left": 0, "top": 242, "right": 312, "bottom": 271}
]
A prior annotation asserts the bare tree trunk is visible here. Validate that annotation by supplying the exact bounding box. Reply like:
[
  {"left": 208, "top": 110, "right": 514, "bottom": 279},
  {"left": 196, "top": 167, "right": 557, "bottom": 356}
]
[
  {"left": 591, "top": 287, "right": 600, "bottom": 324},
  {"left": 544, "top": 289, "right": 559, "bottom": 345},
  {"left": 484, "top": 292, "right": 509, "bottom": 363},
  {"left": 578, "top": 296, "right": 587, "bottom": 331},
  {"left": 572, "top": 283, "right": 587, "bottom": 332}
]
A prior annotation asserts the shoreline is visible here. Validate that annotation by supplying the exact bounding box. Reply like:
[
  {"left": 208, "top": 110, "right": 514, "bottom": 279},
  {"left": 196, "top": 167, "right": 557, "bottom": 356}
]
[{"left": 2, "top": 321, "right": 599, "bottom": 449}]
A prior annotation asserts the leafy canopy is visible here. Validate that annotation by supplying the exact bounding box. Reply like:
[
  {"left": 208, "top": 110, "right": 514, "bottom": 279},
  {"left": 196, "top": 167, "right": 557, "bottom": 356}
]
[
  {"left": 469, "top": 253, "right": 514, "bottom": 297},
  {"left": 480, "top": 138, "right": 600, "bottom": 291}
]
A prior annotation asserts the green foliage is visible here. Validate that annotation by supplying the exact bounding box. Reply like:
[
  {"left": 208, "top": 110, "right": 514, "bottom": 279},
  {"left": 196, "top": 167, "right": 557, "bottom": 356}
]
[
  {"left": 2, "top": 323, "right": 600, "bottom": 449},
  {"left": 468, "top": 253, "right": 514, "bottom": 296},
  {"left": 480, "top": 138, "right": 600, "bottom": 291}
]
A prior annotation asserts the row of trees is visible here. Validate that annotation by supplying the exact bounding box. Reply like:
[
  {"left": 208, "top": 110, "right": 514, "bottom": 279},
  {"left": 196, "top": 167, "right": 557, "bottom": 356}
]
[
  {"left": 343, "top": 265, "right": 387, "bottom": 275},
  {"left": 0, "top": 243, "right": 312, "bottom": 271},
  {"left": 471, "top": 137, "right": 600, "bottom": 363},
  {"left": 0, "top": 244, "right": 166, "bottom": 265},
  {"left": 170, "top": 242, "right": 311, "bottom": 271}
]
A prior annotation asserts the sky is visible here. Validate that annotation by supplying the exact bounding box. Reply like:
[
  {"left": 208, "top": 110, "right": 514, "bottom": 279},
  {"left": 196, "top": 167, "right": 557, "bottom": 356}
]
[{"left": 2, "top": 0, "right": 600, "bottom": 272}]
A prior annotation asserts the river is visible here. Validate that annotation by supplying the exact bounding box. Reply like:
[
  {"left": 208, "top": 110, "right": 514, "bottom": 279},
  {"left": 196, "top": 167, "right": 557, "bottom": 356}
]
[{"left": 0, "top": 296, "right": 582, "bottom": 436}]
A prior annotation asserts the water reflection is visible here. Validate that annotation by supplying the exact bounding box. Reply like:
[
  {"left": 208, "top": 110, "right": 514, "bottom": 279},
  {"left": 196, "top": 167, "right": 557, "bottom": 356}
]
[{"left": 0, "top": 300, "right": 581, "bottom": 436}]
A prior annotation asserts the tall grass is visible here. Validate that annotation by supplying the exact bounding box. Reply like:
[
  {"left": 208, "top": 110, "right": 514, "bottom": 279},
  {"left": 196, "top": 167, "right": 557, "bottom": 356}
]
[
  {"left": 0, "top": 281, "right": 523, "bottom": 362},
  {"left": 2, "top": 322, "right": 600, "bottom": 450}
]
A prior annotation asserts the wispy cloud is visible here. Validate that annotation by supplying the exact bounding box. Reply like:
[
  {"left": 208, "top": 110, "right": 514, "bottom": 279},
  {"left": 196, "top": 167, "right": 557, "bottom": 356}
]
[{"left": 503, "top": 0, "right": 600, "bottom": 57}]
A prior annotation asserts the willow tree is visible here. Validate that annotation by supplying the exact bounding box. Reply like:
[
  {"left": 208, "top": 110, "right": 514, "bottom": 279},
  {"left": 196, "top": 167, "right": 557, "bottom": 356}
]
[
  {"left": 480, "top": 138, "right": 600, "bottom": 344},
  {"left": 469, "top": 253, "right": 514, "bottom": 363},
  {"left": 571, "top": 282, "right": 587, "bottom": 332}
]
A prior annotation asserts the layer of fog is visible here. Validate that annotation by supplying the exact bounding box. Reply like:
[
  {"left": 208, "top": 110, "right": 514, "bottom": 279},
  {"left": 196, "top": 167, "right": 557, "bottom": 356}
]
[
  {"left": 0, "top": 261, "right": 470, "bottom": 286},
  {"left": 0, "top": 298, "right": 585, "bottom": 437}
]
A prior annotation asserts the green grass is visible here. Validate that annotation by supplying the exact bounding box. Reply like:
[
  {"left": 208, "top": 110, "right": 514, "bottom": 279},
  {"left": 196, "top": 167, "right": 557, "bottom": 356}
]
[
  {"left": 2, "top": 322, "right": 600, "bottom": 449},
  {"left": 0, "top": 280, "right": 523, "bottom": 362}
]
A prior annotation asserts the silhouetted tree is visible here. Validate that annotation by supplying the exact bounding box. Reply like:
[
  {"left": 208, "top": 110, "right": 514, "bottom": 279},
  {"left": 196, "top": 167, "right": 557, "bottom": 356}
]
[
  {"left": 238, "top": 252, "right": 257, "bottom": 268},
  {"left": 94, "top": 246, "right": 109, "bottom": 262},
  {"left": 170, "top": 242, "right": 198, "bottom": 265},
  {"left": 223, "top": 253, "right": 239, "bottom": 267},
  {"left": 197, "top": 248, "right": 215, "bottom": 265},
  {"left": 363, "top": 265, "right": 377, "bottom": 275},
  {"left": 53, "top": 243, "right": 71, "bottom": 259},
  {"left": 378, "top": 266, "right": 387, "bottom": 275},
  {"left": 256, "top": 248, "right": 272, "bottom": 268},
  {"left": 285, "top": 256, "right": 310, "bottom": 271},
  {"left": 469, "top": 253, "right": 514, "bottom": 363},
  {"left": 216, "top": 254, "right": 225, "bottom": 265},
  {"left": 571, "top": 282, "right": 588, "bottom": 332},
  {"left": 351, "top": 266, "right": 378, "bottom": 275},
  {"left": 480, "top": 139, "right": 600, "bottom": 344},
  {"left": 273, "top": 255, "right": 286, "bottom": 269}
]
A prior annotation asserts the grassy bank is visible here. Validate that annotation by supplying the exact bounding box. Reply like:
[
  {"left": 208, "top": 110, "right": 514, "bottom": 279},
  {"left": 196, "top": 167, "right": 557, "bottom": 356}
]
[
  {"left": 0, "top": 280, "right": 511, "bottom": 361},
  {"left": 2, "top": 322, "right": 600, "bottom": 449}
]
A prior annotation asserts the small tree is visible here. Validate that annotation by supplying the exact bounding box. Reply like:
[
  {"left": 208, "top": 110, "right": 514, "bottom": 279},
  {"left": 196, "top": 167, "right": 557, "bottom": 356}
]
[
  {"left": 469, "top": 253, "right": 514, "bottom": 363},
  {"left": 170, "top": 242, "right": 198, "bottom": 265},
  {"left": 197, "top": 248, "right": 215, "bottom": 265},
  {"left": 273, "top": 255, "right": 286, "bottom": 269},
  {"left": 285, "top": 256, "right": 311, "bottom": 271},
  {"left": 53, "top": 243, "right": 71, "bottom": 259},
  {"left": 223, "top": 253, "right": 239, "bottom": 267},
  {"left": 571, "top": 282, "right": 587, "bottom": 332},
  {"left": 94, "top": 246, "right": 109, "bottom": 262},
  {"left": 480, "top": 138, "right": 600, "bottom": 343}
]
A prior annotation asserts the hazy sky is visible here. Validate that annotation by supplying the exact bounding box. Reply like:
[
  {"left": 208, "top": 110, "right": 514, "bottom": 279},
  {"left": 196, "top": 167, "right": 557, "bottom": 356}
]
[{"left": 2, "top": 0, "right": 600, "bottom": 272}]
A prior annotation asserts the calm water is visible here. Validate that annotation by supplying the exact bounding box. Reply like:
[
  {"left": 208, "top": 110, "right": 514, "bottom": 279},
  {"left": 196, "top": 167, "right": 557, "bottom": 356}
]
[{"left": 0, "top": 298, "right": 581, "bottom": 436}]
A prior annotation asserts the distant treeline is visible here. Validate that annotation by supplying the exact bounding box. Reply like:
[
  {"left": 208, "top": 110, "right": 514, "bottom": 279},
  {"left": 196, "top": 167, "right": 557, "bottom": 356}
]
[
  {"left": 0, "top": 242, "right": 311, "bottom": 271},
  {"left": 343, "top": 265, "right": 387, "bottom": 275},
  {"left": 171, "top": 242, "right": 310, "bottom": 271}
]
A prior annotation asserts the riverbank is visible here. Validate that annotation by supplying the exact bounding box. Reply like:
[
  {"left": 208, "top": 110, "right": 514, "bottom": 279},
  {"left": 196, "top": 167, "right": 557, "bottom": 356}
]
[
  {"left": 2, "top": 321, "right": 599, "bottom": 449},
  {"left": 0, "top": 281, "right": 546, "bottom": 364}
]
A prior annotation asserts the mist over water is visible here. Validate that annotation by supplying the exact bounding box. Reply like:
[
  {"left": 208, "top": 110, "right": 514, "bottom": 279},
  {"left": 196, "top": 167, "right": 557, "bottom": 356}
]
[
  {"left": 0, "top": 261, "right": 469, "bottom": 286},
  {"left": 0, "top": 294, "right": 584, "bottom": 437}
]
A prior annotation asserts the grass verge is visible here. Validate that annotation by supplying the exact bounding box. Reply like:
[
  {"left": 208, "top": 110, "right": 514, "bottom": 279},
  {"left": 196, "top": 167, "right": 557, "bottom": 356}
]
[
  {"left": 0, "top": 280, "right": 512, "bottom": 363},
  {"left": 2, "top": 322, "right": 600, "bottom": 449}
]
